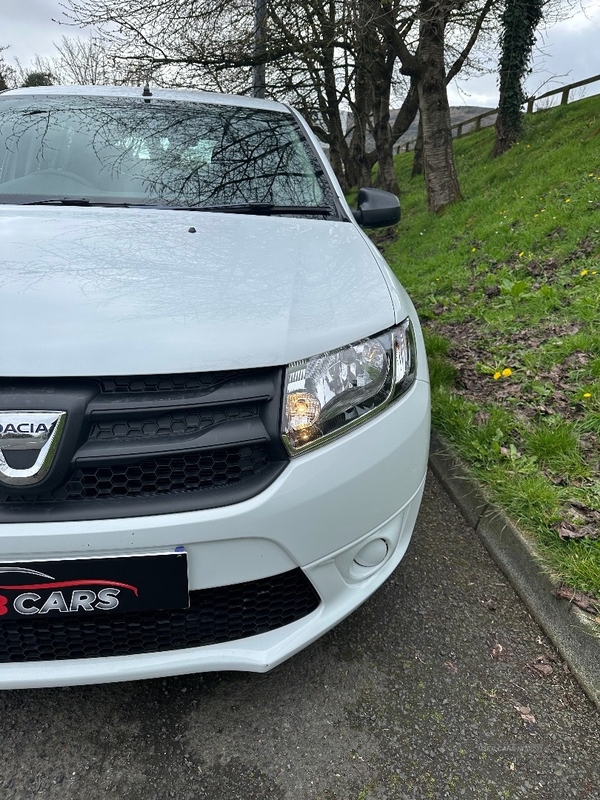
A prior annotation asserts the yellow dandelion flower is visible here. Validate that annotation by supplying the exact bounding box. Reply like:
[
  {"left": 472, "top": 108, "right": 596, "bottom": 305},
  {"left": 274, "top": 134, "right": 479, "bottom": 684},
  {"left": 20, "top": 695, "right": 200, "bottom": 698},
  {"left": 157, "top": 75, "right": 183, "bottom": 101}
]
[
  {"left": 541, "top": 209, "right": 546, "bottom": 212},
  {"left": 583, "top": 392, "right": 591, "bottom": 398},
  {"left": 565, "top": 198, "right": 571, "bottom": 203},
  {"left": 502, "top": 368, "right": 512, "bottom": 377},
  {"left": 493, "top": 372, "right": 501, "bottom": 380},
  {"left": 581, "top": 269, "right": 589, "bottom": 276},
  {"left": 526, "top": 144, "right": 531, "bottom": 148},
  {"left": 592, "top": 271, "right": 598, "bottom": 275},
  {"left": 589, "top": 173, "right": 595, "bottom": 177},
  {"left": 472, "top": 247, "right": 477, "bottom": 252},
  {"left": 518, "top": 252, "right": 524, "bottom": 258},
  {"left": 534, "top": 214, "right": 539, "bottom": 218}
]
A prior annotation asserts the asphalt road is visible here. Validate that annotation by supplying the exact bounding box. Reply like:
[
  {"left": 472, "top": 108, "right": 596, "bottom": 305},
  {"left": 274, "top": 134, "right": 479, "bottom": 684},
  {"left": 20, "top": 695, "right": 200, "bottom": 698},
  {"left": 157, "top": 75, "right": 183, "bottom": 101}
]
[{"left": 1, "top": 471, "right": 598, "bottom": 800}]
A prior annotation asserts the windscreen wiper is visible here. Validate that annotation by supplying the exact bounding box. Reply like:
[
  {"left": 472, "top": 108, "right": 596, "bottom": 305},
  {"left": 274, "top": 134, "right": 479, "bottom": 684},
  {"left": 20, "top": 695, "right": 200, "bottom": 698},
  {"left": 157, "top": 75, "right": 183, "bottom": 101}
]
[
  {"left": 22, "top": 198, "right": 135, "bottom": 207},
  {"left": 19, "top": 199, "right": 334, "bottom": 215},
  {"left": 181, "top": 203, "right": 334, "bottom": 216}
]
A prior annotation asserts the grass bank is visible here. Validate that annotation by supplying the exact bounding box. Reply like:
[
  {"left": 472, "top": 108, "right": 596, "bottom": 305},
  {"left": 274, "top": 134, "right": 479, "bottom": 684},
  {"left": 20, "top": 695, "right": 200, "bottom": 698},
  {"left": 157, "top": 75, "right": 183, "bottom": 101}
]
[{"left": 382, "top": 96, "right": 600, "bottom": 614}]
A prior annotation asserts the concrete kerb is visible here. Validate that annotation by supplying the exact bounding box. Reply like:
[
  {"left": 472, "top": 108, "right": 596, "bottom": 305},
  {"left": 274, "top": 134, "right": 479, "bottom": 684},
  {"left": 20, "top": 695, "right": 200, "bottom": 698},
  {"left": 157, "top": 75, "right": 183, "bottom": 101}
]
[{"left": 428, "top": 430, "right": 600, "bottom": 711}]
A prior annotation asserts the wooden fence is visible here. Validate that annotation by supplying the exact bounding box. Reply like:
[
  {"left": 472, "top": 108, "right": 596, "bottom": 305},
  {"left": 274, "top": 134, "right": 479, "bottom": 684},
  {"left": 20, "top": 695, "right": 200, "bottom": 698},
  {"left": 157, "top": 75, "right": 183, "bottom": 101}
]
[
  {"left": 526, "top": 73, "right": 600, "bottom": 112},
  {"left": 394, "top": 72, "right": 600, "bottom": 155}
]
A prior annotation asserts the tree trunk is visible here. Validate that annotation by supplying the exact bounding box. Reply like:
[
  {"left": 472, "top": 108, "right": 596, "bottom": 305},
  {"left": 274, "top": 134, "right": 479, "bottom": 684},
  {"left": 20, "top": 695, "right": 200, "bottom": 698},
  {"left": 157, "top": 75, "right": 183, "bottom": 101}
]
[
  {"left": 346, "top": 121, "right": 371, "bottom": 189},
  {"left": 373, "top": 122, "right": 398, "bottom": 193},
  {"left": 319, "top": 2, "right": 351, "bottom": 189},
  {"left": 411, "top": 115, "right": 424, "bottom": 177},
  {"left": 391, "top": 79, "right": 419, "bottom": 143},
  {"left": 417, "top": 4, "right": 462, "bottom": 213},
  {"left": 345, "top": 41, "right": 373, "bottom": 188},
  {"left": 492, "top": 0, "right": 544, "bottom": 157},
  {"left": 492, "top": 114, "right": 516, "bottom": 158},
  {"left": 367, "top": 18, "right": 398, "bottom": 194},
  {"left": 372, "top": 76, "right": 398, "bottom": 194},
  {"left": 328, "top": 133, "right": 350, "bottom": 191}
]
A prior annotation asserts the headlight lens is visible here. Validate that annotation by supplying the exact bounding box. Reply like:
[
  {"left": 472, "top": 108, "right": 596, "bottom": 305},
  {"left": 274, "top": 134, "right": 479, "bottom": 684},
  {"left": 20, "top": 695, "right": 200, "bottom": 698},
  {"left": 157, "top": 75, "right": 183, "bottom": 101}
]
[{"left": 282, "top": 319, "right": 416, "bottom": 454}]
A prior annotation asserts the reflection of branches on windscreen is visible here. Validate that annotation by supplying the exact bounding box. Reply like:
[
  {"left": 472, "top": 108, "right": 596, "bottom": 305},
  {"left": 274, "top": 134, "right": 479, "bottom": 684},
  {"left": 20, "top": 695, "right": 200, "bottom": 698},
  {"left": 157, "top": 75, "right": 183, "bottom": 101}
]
[
  {"left": 1, "top": 111, "right": 58, "bottom": 169},
  {"left": 133, "top": 106, "right": 323, "bottom": 206},
  {"left": 166, "top": 112, "right": 319, "bottom": 206},
  {"left": 57, "top": 103, "right": 317, "bottom": 206},
  {"left": 0, "top": 98, "right": 325, "bottom": 208},
  {"left": 0, "top": 102, "right": 139, "bottom": 185}
]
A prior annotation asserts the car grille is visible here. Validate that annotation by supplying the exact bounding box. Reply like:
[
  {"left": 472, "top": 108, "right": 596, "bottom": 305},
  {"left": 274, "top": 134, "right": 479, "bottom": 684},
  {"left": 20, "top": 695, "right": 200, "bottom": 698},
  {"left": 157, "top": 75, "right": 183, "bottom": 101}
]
[
  {"left": 97, "top": 372, "right": 238, "bottom": 394},
  {"left": 4, "top": 445, "right": 269, "bottom": 502},
  {"left": 89, "top": 406, "right": 257, "bottom": 440},
  {"left": 0, "top": 569, "right": 320, "bottom": 663},
  {"left": 0, "top": 369, "right": 288, "bottom": 522}
]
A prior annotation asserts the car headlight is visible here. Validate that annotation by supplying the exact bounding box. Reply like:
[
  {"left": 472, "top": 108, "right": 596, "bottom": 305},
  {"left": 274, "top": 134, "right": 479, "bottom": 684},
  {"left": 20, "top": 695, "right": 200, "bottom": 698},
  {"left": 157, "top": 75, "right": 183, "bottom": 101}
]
[{"left": 282, "top": 319, "right": 417, "bottom": 454}]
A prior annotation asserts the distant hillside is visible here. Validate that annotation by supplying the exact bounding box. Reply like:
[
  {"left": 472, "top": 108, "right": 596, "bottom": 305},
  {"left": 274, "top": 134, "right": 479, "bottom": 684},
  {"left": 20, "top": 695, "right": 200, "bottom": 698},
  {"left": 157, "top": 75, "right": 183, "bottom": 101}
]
[
  {"left": 392, "top": 106, "right": 496, "bottom": 145},
  {"left": 322, "top": 105, "right": 497, "bottom": 154}
]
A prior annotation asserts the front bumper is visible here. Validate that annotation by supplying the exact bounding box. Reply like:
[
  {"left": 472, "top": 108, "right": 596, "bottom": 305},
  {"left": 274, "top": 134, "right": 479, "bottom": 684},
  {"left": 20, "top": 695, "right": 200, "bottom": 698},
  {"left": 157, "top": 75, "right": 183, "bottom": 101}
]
[{"left": 0, "top": 380, "right": 430, "bottom": 689}]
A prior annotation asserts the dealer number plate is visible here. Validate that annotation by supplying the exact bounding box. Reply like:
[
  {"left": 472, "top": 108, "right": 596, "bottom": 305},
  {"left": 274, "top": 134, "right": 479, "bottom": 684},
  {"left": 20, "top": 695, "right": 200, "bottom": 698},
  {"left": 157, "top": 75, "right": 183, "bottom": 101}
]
[{"left": 0, "top": 553, "right": 188, "bottom": 619}]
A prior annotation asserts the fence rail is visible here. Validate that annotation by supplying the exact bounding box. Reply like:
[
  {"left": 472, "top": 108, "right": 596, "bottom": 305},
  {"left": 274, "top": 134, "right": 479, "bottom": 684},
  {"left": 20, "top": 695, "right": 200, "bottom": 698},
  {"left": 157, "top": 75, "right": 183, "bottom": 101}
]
[
  {"left": 526, "top": 73, "right": 600, "bottom": 112},
  {"left": 394, "top": 72, "right": 600, "bottom": 155}
]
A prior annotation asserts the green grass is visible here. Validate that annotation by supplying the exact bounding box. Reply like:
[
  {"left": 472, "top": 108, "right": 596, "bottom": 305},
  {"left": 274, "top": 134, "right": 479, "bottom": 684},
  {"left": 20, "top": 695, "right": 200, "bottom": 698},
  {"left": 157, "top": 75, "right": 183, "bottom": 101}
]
[{"left": 381, "top": 96, "right": 600, "bottom": 606}]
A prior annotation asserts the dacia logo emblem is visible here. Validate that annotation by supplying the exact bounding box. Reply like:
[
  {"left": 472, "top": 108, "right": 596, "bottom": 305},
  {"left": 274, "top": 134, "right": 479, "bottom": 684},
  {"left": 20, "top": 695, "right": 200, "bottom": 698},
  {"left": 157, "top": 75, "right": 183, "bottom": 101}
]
[{"left": 0, "top": 412, "right": 67, "bottom": 487}]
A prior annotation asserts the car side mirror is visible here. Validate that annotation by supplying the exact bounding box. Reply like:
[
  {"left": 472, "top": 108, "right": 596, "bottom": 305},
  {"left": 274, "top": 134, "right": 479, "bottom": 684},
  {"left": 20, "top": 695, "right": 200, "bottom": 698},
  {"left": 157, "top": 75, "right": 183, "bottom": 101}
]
[{"left": 352, "top": 187, "right": 400, "bottom": 228}]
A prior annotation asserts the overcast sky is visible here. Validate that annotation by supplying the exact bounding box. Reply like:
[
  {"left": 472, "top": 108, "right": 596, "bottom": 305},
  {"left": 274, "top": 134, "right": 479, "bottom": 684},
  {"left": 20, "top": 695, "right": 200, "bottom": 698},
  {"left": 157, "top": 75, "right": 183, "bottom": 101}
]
[{"left": 2, "top": 0, "right": 599, "bottom": 107}]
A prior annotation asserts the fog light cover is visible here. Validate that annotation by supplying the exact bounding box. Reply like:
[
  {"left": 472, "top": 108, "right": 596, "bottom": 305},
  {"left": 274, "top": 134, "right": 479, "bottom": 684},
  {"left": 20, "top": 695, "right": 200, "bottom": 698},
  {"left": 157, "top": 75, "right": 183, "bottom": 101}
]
[{"left": 282, "top": 319, "right": 416, "bottom": 454}]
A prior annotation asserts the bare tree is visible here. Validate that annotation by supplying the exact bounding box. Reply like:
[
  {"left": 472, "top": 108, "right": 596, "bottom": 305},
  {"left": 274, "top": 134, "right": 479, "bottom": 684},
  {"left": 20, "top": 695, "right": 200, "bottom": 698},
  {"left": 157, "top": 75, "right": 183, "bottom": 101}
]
[
  {"left": 63, "top": 0, "right": 499, "bottom": 208},
  {"left": 53, "top": 35, "right": 130, "bottom": 85},
  {"left": 379, "top": 0, "right": 497, "bottom": 212},
  {"left": 0, "top": 45, "right": 17, "bottom": 90}
]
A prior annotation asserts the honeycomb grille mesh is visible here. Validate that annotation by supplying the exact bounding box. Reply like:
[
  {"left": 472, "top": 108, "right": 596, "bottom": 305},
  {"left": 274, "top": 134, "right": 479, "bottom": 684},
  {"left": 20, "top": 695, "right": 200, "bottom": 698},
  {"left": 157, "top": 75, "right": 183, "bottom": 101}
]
[
  {"left": 3, "top": 444, "right": 268, "bottom": 503},
  {"left": 97, "top": 373, "right": 236, "bottom": 394},
  {"left": 0, "top": 569, "right": 320, "bottom": 663},
  {"left": 89, "top": 405, "right": 257, "bottom": 440}
]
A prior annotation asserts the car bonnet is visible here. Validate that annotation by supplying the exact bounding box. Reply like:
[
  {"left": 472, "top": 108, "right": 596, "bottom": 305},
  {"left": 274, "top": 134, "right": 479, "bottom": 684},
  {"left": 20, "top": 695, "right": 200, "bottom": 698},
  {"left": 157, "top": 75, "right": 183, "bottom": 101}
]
[{"left": 0, "top": 206, "right": 396, "bottom": 376}]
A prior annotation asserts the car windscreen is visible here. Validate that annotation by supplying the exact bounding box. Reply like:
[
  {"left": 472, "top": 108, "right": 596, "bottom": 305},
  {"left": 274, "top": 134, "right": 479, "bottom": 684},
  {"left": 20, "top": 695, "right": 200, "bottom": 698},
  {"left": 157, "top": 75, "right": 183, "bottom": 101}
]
[{"left": 0, "top": 95, "right": 336, "bottom": 212}]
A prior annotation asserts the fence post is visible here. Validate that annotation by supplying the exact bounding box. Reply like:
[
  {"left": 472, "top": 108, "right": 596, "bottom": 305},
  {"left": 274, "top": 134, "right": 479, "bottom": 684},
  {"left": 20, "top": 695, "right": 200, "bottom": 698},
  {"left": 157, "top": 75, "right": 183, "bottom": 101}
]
[
  {"left": 475, "top": 116, "right": 482, "bottom": 131},
  {"left": 456, "top": 123, "right": 463, "bottom": 138},
  {"left": 561, "top": 88, "right": 570, "bottom": 105},
  {"left": 526, "top": 97, "right": 535, "bottom": 113},
  {"left": 405, "top": 141, "right": 410, "bottom": 152}
]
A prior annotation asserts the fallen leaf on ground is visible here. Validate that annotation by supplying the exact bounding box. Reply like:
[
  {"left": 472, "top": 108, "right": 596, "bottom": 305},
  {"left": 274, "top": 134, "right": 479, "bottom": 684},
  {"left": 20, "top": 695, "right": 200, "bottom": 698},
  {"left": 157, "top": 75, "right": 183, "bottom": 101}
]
[
  {"left": 553, "top": 583, "right": 600, "bottom": 614},
  {"left": 527, "top": 657, "right": 554, "bottom": 677},
  {"left": 565, "top": 502, "right": 600, "bottom": 530},
  {"left": 557, "top": 522, "right": 597, "bottom": 540},
  {"left": 513, "top": 704, "right": 536, "bottom": 724}
]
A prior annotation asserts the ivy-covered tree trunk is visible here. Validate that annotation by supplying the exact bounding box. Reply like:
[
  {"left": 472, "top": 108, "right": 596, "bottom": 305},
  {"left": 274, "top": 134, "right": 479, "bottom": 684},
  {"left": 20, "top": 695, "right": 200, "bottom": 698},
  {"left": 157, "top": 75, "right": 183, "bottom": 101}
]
[{"left": 493, "top": 0, "right": 544, "bottom": 157}]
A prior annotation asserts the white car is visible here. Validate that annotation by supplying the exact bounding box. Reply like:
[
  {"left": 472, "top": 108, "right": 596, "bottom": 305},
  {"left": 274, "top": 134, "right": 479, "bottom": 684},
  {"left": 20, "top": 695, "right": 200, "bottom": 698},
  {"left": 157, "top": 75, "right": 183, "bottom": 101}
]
[{"left": 0, "top": 85, "right": 430, "bottom": 689}]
